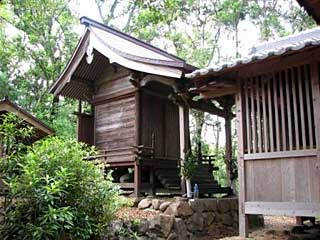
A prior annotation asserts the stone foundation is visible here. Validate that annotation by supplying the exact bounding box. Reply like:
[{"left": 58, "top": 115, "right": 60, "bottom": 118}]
[{"left": 103, "top": 197, "right": 243, "bottom": 239}]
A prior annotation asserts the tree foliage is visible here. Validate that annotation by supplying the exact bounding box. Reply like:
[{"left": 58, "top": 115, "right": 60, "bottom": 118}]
[
  {"left": 0, "top": 0, "right": 78, "bottom": 137},
  {"left": 0, "top": 115, "right": 121, "bottom": 240}
]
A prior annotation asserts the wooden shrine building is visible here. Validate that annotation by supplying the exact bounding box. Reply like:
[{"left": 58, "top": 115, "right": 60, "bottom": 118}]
[
  {"left": 50, "top": 17, "right": 232, "bottom": 197},
  {"left": 186, "top": 27, "right": 320, "bottom": 236},
  {"left": 0, "top": 97, "right": 54, "bottom": 155}
]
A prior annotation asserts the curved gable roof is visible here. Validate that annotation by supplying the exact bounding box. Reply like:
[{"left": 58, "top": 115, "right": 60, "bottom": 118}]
[{"left": 50, "top": 17, "right": 196, "bottom": 99}]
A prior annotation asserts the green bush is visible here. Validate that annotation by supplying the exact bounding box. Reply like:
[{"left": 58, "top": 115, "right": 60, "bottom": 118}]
[
  {"left": 0, "top": 135, "right": 121, "bottom": 240},
  {"left": 180, "top": 150, "right": 198, "bottom": 180}
]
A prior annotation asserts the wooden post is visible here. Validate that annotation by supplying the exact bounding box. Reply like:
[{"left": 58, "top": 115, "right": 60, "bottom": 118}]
[
  {"left": 236, "top": 81, "right": 248, "bottom": 237},
  {"left": 179, "top": 105, "right": 186, "bottom": 195},
  {"left": 134, "top": 162, "right": 141, "bottom": 197},
  {"left": 311, "top": 62, "right": 320, "bottom": 152},
  {"left": 225, "top": 108, "right": 232, "bottom": 187},
  {"left": 134, "top": 86, "right": 141, "bottom": 197}
]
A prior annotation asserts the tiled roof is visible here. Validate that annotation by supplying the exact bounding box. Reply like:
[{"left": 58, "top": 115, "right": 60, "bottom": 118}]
[{"left": 186, "top": 27, "right": 320, "bottom": 79}]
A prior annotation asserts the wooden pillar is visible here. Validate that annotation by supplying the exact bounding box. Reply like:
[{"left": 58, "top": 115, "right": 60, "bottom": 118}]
[
  {"left": 134, "top": 88, "right": 142, "bottom": 197},
  {"left": 236, "top": 82, "right": 248, "bottom": 237},
  {"left": 225, "top": 109, "right": 232, "bottom": 187},
  {"left": 179, "top": 105, "right": 188, "bottom": 194},
  {"left": 134, "top": 162, "right": 141, "bottom": 197}
]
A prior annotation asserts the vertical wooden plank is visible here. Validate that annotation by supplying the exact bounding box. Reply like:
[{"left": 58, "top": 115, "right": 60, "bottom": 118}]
[
  {"left": 251, "top": 77, "right": 257, "bottom": 153},
  {"left": 273, "top": 72, "right": 281, "bottom": 151},
  {"left": 256, "top": 76, "right": 262, "bottom": 153},
  {"left": 245, "top": 78, "right": 251, "bottom": 154},
  {"left": 236, "top": 80, "right": 248, "bottom": 237},
  {"left": 279, "top": 71, "right": 286, "bottom": 151},
  {"left": 298, "top": 66, "right": 307, "bottom": 149},
  {"left": 304, "top": 65, "right": 314, "bottom": 149},
  {"left": 267, "top": 75, "right": 274, "bottom": 152},
  {"left": 262, "top": 75, "right": 268, "bottom": 152},
  {"left": 292, "top": 67, "right": 300, "bottom": 150},
  {"left": 286, "top": 68, "right": 293, "bottom": 151}
]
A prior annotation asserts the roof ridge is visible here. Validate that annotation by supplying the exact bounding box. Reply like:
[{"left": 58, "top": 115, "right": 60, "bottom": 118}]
[
  {"left": 79, "top": 16, "right": 187, "bottom": 63},
  {"left": 250, "top": 26, "right": 320, "bottom": 54}
]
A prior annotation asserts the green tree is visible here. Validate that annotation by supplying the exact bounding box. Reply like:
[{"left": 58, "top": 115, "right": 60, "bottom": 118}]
[{"left": 0, "top": 0, "right": 78, "bottom": 137}]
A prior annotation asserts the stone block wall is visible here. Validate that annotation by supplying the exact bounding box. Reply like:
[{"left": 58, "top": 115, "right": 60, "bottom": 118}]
[{"left": 103, "top": 197, "right": 240, "bottom": 240}]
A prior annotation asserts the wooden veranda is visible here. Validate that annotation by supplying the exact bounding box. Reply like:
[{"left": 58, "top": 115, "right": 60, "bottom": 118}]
[{"left": 187, "top": 27, "right": 320, "bottom": 237}]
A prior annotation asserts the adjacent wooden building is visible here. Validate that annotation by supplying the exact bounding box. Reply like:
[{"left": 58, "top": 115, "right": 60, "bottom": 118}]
[
  {"left": 0, "top": 97, "right": 54, "bottom": 155},
  {"left": 50, "top": 17, "right": 231, "bottom": 197},
  {"left": 187, "top": 27, "right": 320, "bottom": 236}
]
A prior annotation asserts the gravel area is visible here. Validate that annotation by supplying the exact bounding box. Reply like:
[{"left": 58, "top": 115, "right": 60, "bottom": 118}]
[{"left": 115, "top": 207, "right": 158, "bottom": 221}]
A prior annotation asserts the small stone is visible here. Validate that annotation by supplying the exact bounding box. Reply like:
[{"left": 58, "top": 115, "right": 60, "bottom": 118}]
[
  {"left": 203, "top": 212, "right": 215, "bottom": 227},
  {"left": 132, "top": 197, "right": 144, "bottom": 207},
  {"left": 165, "top": 201, "right": 194, "bottom": 217},
  {"left": 159, "top": 201, "right": 171, "bottom": 212},
  {"left": 152, "top": 199, "right": 162, "bottom": 210},
  {"left": 187, "top": 212, "right": 204, "bottom": 232},
  {"left": 138, "top": 198, "right": 152, "bottom": 209},
  {"left": 149, "top": 214, "right": 174, "bottom": 237},
  {"left": 217, "top": 199, "right": 230, "bottom": 213}
]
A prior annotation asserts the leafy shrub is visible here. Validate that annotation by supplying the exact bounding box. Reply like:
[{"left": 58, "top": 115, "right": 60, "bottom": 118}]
[
  {"left": 0, "top": 129, "right": 120, "bottom": 239},
  {"left": 0, "top": 113, "right": 34, "bottom": 183},
  {"left": 180, "top": 150, "right": 198, "bottom": 179}
]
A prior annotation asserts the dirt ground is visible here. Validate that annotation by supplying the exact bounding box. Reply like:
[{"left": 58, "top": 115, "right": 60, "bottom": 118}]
[{"left": 219, "top": 216, "right": 296, "bottom": 240}]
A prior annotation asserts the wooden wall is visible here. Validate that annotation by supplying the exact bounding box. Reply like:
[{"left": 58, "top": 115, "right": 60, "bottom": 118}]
[
  {"left": 91, "top": 63, "right": 181, "bottom": 162},
  {"left": 140, "top": 90, "right": 180, "bottom": 159},
  {"left": 93, "top": 65, "right": 136, "bottom": 150},
  {"left": 245, "top": 155, "right": 320, "bottom": 202},
  {"left": 237, "top": 59, "right": 320, "bottom": 225}
]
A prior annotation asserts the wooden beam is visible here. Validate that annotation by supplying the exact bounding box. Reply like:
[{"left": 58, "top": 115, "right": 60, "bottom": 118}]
[
  {"left": 200, "top": 87, "right": 238, "bottom": 99},
  {"left": 244, "top": 149, "right": 317, "bottom": 160},
  {"left": 245, "top": 201, "right": 320, "bottom": 217},
  {"left": 236, "top": 80, "right": 248, "bottom": 237},
  {"left": 189, "top": 99, "right": 234, "bottom": 118}
]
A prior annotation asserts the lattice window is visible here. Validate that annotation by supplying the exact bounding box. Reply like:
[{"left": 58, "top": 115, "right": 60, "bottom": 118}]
[{"left": 243, "top": 64, "right": 316, "bottom": 154}]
